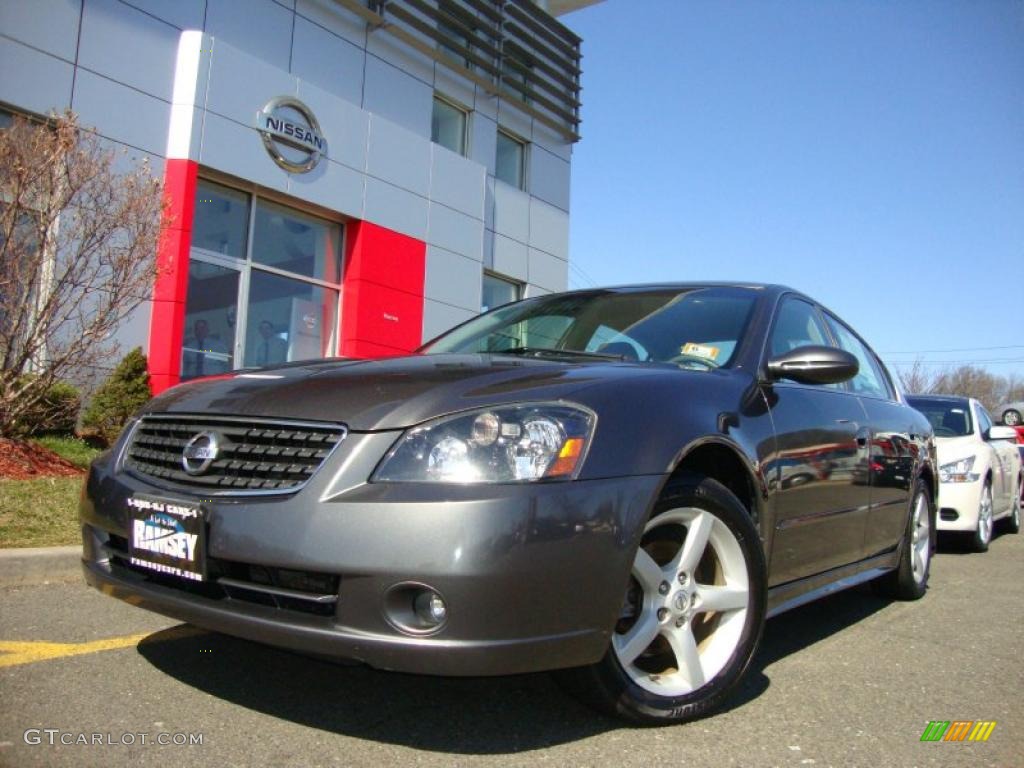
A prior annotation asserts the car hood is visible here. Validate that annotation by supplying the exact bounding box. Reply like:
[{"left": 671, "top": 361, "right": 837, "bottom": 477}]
[
  {"left": 934, "top": 434, "right": 981, "bottom": 463},
  {"left": 143, "top": 354, "right": 647, "bottom": 431}
]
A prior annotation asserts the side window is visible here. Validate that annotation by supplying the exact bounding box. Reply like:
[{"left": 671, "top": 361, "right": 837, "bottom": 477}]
[
  {"left": 823, "top": 314, "right": 892, "bottom": 399},
  {"left": 976, "top": 406, "right": 993, "bottom": 436},
  {"left": 769, "top": 298, "right": 829, "bottom": 357}
]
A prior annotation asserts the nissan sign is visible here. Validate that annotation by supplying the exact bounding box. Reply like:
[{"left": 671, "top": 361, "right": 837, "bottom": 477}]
[{"left": 256, "top": 96, "right": 326, "bottom": 173}]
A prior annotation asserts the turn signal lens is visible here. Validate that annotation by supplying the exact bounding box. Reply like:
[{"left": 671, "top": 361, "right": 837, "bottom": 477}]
[{"left": 545, "top": 437, "right": 585, "bottom": 478}]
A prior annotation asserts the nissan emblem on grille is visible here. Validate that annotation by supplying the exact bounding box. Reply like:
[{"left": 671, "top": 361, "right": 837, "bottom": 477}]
[{"left": 181, "top": 431, "right": 220, "bottom": 475}]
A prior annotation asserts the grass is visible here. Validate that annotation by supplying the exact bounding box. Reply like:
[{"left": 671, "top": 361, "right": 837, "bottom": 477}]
[
  {"left": 0, "top": 476, "right": 84, "bottom": 548},
  {"left": 31, "top": 435, "right": 103, "bottom": 469}
]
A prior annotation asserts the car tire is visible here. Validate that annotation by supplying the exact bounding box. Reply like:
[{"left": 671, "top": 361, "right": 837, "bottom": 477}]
[
  {"left": 970, "top": 482, "right": 994, "bottom": 553},
  {"left": 874, "top": 478, "right": 933, "bottom": 600},
  {"left": 556, "top": 473, "right": 767, "bottom": 725},
  {"left": 1003, "top": 409, "right": 1022, "bottom": 426}
]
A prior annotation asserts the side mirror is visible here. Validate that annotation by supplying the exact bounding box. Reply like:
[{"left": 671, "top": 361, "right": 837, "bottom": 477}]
[
  {"left": 986, "top": 425, "right": 1017, "bottom": 441},
  {"left": 766, "top": 345, "right": 859, "bottom": 386}
]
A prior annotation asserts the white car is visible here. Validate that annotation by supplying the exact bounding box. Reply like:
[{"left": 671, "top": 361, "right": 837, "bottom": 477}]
[{"left": 906, "top": 395, "right": 1022, "bottom": 551}]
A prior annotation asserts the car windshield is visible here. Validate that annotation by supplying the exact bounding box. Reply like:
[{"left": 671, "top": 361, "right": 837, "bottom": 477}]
[
  {"left": 422, "top": 287, "right": 757, "bottom": 369},
  {"left": 906, "top": 397, "right": 973, "bottom": 438}
]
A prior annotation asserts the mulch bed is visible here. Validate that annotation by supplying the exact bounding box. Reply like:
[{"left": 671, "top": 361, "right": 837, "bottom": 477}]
[{"left": 0, "top": 439, "right": 85, "bottom": 480}]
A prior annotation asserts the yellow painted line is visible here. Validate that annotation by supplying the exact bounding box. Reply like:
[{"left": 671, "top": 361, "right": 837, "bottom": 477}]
[{"left": 0, "top": 626, "right": 206, "bottom": 669}]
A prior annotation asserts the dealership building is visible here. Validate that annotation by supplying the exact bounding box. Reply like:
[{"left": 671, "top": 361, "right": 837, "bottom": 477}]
[{"left": 0, "top": 0, "right": 596, "bottom": 393}]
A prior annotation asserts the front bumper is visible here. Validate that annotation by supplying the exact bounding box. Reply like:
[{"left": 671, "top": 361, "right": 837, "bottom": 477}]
[
  {"left": 936, "top": 480, "right": 983, "bottom": 532},
  {"left": 81, "top": 432, "right": 663, "bottom": 676}
]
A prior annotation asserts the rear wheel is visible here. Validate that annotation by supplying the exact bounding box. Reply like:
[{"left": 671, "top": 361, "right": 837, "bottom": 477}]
[
  {"left": 1003, "top": 409, "right": 1022, "bottom": 426},
  {"left": 558, "top": 474, "right": 766, "bottom": 725},
  {"left": 970, "top": 482, "right": 993, "bottom": 553},
  {"left": 875, "top": 479, "right": 932, "bottom": 600}
]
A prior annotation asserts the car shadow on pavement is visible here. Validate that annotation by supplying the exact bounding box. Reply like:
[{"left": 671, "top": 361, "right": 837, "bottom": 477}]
[
  {"left": 137, "top": 585, "right": 893, "bottom": 752},
  {"left": 717, "top": 583, "right": 891, "bottom": 715}
]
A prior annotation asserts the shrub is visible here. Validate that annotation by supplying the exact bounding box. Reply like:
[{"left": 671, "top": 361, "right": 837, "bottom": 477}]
[
  {"left": 81, "top": 348, "right": 151, "bottom": 446},
  {"left": 15, "top": 378, "right": 81, "bottom": 435}
]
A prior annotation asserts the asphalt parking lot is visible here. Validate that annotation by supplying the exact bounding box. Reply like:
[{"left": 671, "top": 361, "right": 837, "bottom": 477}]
[{"left": 1, "top": 530, "right": 1021, "bottom": 768}]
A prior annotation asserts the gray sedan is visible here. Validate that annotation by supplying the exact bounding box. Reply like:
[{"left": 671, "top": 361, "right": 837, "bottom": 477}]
[{"left": 81, "top": 283, "right": 938, "bottom": 724}]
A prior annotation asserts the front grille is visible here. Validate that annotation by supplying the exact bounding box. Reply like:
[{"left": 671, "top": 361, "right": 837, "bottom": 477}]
[{"left": 124, "top": 415, "right": 346, "bottom": 494}]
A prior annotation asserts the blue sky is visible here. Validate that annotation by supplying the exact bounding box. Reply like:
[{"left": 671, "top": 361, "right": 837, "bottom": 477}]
[{"left": 564, "top": 0, "right": 1024, "bottom": 380}]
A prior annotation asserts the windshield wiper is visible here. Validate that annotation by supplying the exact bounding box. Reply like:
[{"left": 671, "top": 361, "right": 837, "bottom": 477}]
[{"left": 490, "top": 346, "right": 628, "bottom": 361}]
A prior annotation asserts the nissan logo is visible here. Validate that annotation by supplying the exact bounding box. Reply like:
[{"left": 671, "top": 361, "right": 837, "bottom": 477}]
[
  {"left": 182, "top": 431, "right": 220, "bottom": 476},
  {"left": 256, "top": 96, "right": 326, "bottom": 173}
]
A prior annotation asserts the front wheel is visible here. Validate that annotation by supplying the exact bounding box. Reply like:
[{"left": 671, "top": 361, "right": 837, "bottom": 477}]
[
  {"left": 875, "top": 479, "right": 933, "bottom": 600},
  {"left": 557, "top": 474, "right": 766, "bottom": 725},
  {"left": 970, "top": 482, "right": 994, "bottom": 552}
]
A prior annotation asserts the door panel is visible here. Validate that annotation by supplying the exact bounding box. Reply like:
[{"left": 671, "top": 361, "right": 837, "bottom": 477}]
[
  {"left": 859, "top": 398, "right": 915, "bottom": 556},
  {"left": 764, "top": 384, "right": 872, "bottom": 586}
]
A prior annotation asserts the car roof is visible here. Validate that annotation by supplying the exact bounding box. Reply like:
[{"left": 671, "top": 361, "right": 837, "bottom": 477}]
[
  {"left": 540, "top": 282, "right": 794, "bottom": 298},
  {"left": 905, "top": 394, "right": 971, "bottom": 406}
]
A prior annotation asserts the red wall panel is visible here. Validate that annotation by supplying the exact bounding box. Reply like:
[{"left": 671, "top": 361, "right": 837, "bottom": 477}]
[
  {"left": 340, "top": 221, "right": 426, "bottom": 358},
  {"left": 148, "top": 158, "right": 198, "bottom": 395}
]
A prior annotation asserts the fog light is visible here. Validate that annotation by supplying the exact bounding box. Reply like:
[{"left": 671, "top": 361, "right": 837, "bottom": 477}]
[
  {"left": 384, "top": 583, "right": 449, "bottom": 635},
  {"left": 415, "top": 590, "right": 447, "bottom": 625}
]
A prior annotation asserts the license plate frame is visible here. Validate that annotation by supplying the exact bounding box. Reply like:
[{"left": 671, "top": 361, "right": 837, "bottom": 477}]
[{"left": 127, "top": 495, "right": 207, "bottom": 582}]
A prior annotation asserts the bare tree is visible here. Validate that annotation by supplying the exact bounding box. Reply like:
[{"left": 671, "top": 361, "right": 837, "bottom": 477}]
[
  {"left": 895, "top": 359, "right": 939, "bottom": 396},
  {"left": 894, "top": 359, "right": 1021, "bottom": 414},
  {"left": 929, "top": 366, "right": 1007, "bottom": 413},
  {"left": 0, "top": 113, "right": 165, "bottom": 437}
]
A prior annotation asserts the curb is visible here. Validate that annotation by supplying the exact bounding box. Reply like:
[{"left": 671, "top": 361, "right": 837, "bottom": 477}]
[{"left": 0, "top": 545, "right": 82, "bottom": 587}]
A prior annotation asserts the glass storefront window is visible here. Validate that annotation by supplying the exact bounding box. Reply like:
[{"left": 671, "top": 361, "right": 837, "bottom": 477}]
[
  {"left": 252, "top": 199, "right": 340, "bottom": 282},
  {"left": 243, "top": 270, "right": 337, "bottom": 367},
  {"left": 482, "top": 272, "right": 520, "bottom": 312},
  {"left": 190, "top": 181, "right": 250, "bottom": 260},
  {"left": 181, "top": 261, "right": 239, "bottom": 380},
  {"left": 184, "top": 180, "right": 343, "bottom": 378}
]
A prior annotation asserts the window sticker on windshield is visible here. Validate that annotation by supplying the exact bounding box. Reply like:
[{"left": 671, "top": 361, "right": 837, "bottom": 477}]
[{"left": 681, "top": 342, "right": 720, "bottom": 360}]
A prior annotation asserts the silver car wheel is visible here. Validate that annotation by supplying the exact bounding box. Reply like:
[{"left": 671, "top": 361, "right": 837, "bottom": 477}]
[
  {"left": 1003, "top": 409, "right": 1022, "bottom": 426},
  {"left": 910, "top": 490, "right": 930, "bottom": 584},
  {"left": 978, "top": 484, "right": 993, "bottom": 545},
  {"left": 613, "top": 507, "right": 749, "bottom": 697}
]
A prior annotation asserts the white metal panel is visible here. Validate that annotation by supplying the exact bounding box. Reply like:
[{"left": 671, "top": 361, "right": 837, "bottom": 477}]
[
  {"left": 424, "top": 245, "right": 484, "bottom": 312},
  {"left": 0, "top": 37, "right": 74, "bottom": 114},
  {"left": 363, "top": 177, "right": 429, "bottom": 240},
  {"left": 366, "top": 115, "right": 432, "bottom": 196},
  {"left": 427, "top": 203, "right": 484, "bottom": 261},
  {"left": 0, "top": 0, "right": 80, "bottom": 61},
  {"left": 528, "top": 197, "right": 569, "bottom": 259},
  {"left": 431, "top": 144, "right": 487, "bottom": 219},
  {"left": 205, "top": 0, "right": 293, "bottom": 71}
]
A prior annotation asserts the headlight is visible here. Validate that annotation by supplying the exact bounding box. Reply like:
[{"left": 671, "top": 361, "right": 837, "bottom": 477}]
[
  {"left": 372, "top": 404, "right": 596, "bottom": 483},
  {"left": 939, "top": 455, "right": 978, "bottom": 483}
]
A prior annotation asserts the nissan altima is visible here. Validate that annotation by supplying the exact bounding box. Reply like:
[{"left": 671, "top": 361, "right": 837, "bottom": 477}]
[{"left": 80, "top": 283, "right": 937, "bottom": 724}]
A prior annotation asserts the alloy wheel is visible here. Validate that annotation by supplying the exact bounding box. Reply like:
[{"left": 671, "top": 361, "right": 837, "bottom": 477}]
[
  {"left": 978, "top": 486, "right": 993, "bottom": 545},
  {"left": 613, "top": 507, "right": 749, "bottom": 697},
  {"left": 910, "top": 490, "right": 930, "bottom": 584}
]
